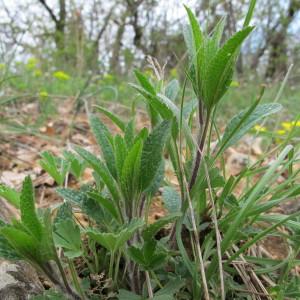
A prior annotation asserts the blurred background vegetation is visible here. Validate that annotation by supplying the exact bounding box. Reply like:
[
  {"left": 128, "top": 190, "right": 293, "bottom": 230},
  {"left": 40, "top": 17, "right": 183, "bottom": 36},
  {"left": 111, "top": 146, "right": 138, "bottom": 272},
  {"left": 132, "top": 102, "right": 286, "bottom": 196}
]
[{"left": 0, "top": 0, "right": 299, "bottom": 122}]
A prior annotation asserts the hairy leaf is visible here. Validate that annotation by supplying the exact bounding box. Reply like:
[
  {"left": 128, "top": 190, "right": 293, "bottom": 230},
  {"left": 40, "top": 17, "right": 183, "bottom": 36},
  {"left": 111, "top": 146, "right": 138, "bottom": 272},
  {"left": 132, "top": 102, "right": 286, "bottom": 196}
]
[
  {"left": 0, "top": 183, "right": 20, "bottom": 208},
  {"left": 74, "top": 146, "right": 120, "bottom": 201},
  {"left": 142, "top": 213, "right": 181, "bottom": 241},
  {"left": 218, "top": 103, "right": 282, "bottom": 152},
  {"left": 90, "top": 115, "right": 117, "bottom": 178},
  {"left": 140, "top": 121, "right": 171, "bottom": 191},
  {"left": 162, "top": 186, "right": 181, "bottom": 214},
  {"left": 20, "top": 176, "right": 42, "bottom": 239},
  {"left": 94, "top": 105, "right": 126, "bottom": 132},
  {"left": 121, "top": 139, "right": 143, "bottom": 201},
  {"left": 54, "top": 219, "right": 82, "bottom": 258}
]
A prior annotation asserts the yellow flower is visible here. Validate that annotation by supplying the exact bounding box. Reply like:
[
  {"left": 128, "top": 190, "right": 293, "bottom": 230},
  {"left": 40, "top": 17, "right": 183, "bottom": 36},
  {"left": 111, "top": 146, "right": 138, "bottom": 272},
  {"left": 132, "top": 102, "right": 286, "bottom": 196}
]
[
  {"left": 103, "top": 73, "right": 114, "bottom": 81},
  {"left": 230, "top": 80, "right": 240, "bottom": 87},
  {"left": 253, "top": 125, "right": 266, "bottom": 132},
  {"left": 26, "top": 57, "right": 38, "bottom": 70},
  {"left": 291, "top": 121, "right": 300, "bottom": 127},
  {"left": 281, "top": 120, "right": 300, "bottom": 130},
  {"left": 276, "top": 129, "right": 286, "bottom": 135},
  {"left": 53, "top": 71, "right": 70, "bottom": 81},
  {"left": 39, "top": 91, "right": 48, "bottom": 98},
  {"left": 34, "top": 69, "right": 42, "bottom": 77},
  {"left": 170, "top": 68, "right": 177, "bottom": 78}
]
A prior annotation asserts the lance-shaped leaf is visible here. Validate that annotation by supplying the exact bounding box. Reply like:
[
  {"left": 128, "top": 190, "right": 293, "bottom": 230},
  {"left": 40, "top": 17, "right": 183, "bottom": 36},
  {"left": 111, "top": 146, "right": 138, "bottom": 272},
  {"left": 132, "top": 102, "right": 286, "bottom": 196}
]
[
  {"left": 94, "top": 105, "right": 126, "bottom": 132},
  {"left": 63, "top": 150, "right": 85, "bottom": 179},
  {"left": 124, "top": 120, "right": 135, "bottom": 148},
  {"left": 218, "top": 103, "right": 282, "bottom": 153},
  {"left": 20, "top": 176, "right": 42, "bottom": 239},
  {"left": 90, "top": 115, "right": 117, "bottom": 178},
  {"left": 142, "top": 213, "right": 181, "bottom": 241},
  {"left": 114, "top": 134, "right": 128, "bottom": 179},
  {"left": 205, "top": 26, "right": 254, "bottom": 108},
  {"left": 39, "top": 151, "right": 69, "bottom": 186},
  {"left": 139, "top": 121, "right": 171, "bottom": 191},
  {"left": 165, "top": 79, "right": 180, "bottom": 102},
  {"left": 0, "top": 227, "right": 42, "bottom": 264},
  {"left": 74, "top": 146, "right": 120, "bottom": 202},
  {"left": 88, "top": 192, "right": 120, "bottom": 221},
  {"left": 121, "top": 139, "right": 143, "bottom": 201},
  {"left": 134, "top": 70, "right": 156, "bottom": 95},
  {"left": 0, "top": 220, "right": 21, "bottom": 260},
  {"left": 56, "top": 187, "right": 87, "bottom": 205},
  {"left": 0, "top": 183, "right": 20, "bottom": 208}
]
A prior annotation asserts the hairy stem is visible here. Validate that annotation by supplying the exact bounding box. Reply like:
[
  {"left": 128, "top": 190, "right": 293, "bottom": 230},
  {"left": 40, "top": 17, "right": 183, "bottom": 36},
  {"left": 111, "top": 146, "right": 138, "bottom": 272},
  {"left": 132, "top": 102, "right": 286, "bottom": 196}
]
[{"left": 189, "top": 111, "right": 210, "bottom": 191}]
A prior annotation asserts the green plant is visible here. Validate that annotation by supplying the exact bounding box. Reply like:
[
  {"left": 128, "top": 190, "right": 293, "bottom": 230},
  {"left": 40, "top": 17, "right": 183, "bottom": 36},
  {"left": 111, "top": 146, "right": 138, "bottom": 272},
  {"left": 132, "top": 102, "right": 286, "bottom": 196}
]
[{"left": 0, "top": 2, "right": 300, "bottom": 300}]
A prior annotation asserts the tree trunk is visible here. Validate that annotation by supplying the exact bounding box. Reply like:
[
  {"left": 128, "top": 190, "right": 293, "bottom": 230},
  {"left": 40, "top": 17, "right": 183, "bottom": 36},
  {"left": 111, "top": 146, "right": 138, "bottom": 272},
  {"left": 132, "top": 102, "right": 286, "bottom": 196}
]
[
  {"left": 109, "top": 14, "right": 127, "bottom": 74},
  {"left": 265, "top": 0, "right": 300, "bottom": 79}
]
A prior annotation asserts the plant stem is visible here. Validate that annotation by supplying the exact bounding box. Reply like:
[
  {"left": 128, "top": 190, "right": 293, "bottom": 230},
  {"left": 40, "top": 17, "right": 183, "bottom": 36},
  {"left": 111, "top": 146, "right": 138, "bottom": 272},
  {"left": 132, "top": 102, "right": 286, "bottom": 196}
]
[
  {"left": 114, "top": 250, "right": 122, "bottom": 285},
  {"left": 55, "top": 258, "right": 81, "bottom": 300},
  {"left": 68, "top": 259, "right": 86, "bottom": 300},
  {"left": 150, "top": 271, "right": 163, "bottom": 289},
  {"left": 145, "top": 271, "right": 154, "bottom": 299},
  {"left": 189, "top": 112, "right": 210, "bottom": 191},
  {"left": 109, "top": 251, "right": 115, "bottom": 280}
]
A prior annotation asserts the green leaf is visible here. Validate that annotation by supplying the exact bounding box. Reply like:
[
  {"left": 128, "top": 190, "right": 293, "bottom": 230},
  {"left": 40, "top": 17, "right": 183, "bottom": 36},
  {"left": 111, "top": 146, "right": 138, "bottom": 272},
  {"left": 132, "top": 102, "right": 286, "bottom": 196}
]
[
  {"left": 128, "top": 240, "right": 167, "bottom": 271},
  {"left": 56, "top": 187, "right": 87, "bottom": 205},
  {"left": 218, "top": 103, "right": 282, "bottom": 152},
  {"left": 87, "top": 219, "right": 144, "bottom": 252},
  {"left": 130, "top": 84, "right": 173, "bottom": 120},
  {"left": 140, "top": 121, "right": 171, "bottom": 191},
  {"left": 63, "top": 151, "right": 85, "bottom": 179},
  {"left": 0, "top": 183, "right": 20, "bottom": 208},
  {"left": 121, "top": 139, "right": 143, "bottom": 201},
  {"left": 184, "top": 5, "right": 203, "bottom": 59},
  {"left": 222, "top": 146, "right": 292, "bottom": 259},
  {"left": 114, "top": 134, "right": 128, "bottom": 179},
  {"left": 142, "top": 213, "right": 181, "bottom": 241},
  {"left": 54, "top": 219, "right": 82, "bottom": 258},
  {"left": 0, "top": 226, "right": 42, "bottom": 263},
  {"left": 0, "top": 220, "right": 21, "bottom": 260},
  {"left": 94, "top": 105, "right": 126, "bottom": 132},
  {"left": 74, "top": 146, "right": 120, "bottom": 202},
  {"left": 209, "top": 17, "right": 226, "bottom": 51},
  {"left": 162, "top": 186, "right": 181, "bottom": 214},
  {"left": 124, "top": 119, "right": 135, "bottom": 148},
  {"left": 154, "top": 278, "right": 185, "bottom": 297},
  {"left": 20, "top": 176, "right": 42, "bottom": 239},
  {"left": 87, "top": 192, "right": 120, "bottom": 221},
  {"left": 134, "top": 70, "right": 156, "bottom": 95},
  {"left": 39, "top": 151, "right": 69, "bottom": 186},
  {"left": 90, "top": 115, "right": 117, "bottom": 178},
  {"left": 205, "top": 26, "right": 254, "bottom": 108},
  {"left": 144, "top": 160, "right": 165, "bottom": 197},
  {"left": 31, "top": 288, "right": 66, "bottom": 300},
  {"left": 39, "top": 209, "right": 56, "bottom": 261},
  {"left": 118, "top": 289, "right": 142, "bottom": 300},
  {"left": 165, "top": 79, "right": 180, "bottom": 101},
  {"left": 54, "top": 202, "right": 73, "bottom": 225}
]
